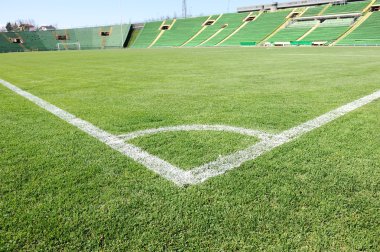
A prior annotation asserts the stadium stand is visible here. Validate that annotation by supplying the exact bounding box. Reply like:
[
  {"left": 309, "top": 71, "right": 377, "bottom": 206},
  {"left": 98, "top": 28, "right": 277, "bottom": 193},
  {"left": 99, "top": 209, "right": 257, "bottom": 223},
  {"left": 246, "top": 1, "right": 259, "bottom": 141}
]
[
  {"left": 53, "top": 29, "right": 77, "bottom": 50},
  {"left": 0, "top": 33, "right": 24, "bottom": 52},
  {"left": 198, "top": 13, "right": 251, "bottom": 47},
  {"left": 126, "top": 29, "right": 141, "bottom": 47},
  {"left": 153, "top": 16, "right": 209, "bottom": 47},
  {"left": 132, "top": 21, "right": 164, "bottom": 48},
  {"left": 101, "top": 24, "right": 130, "bottom": 49},
  {"left": 269, "top": 20, "right": 318, "bottom": 42},
  {"left": 323, "top": 1, "right": 370, "bottom": 15},
  {"left": 147, "top": 20, "right": 176, "bottom": 48},
  {"left": 0, "top": 24, "right": 130, "bottom": 52},
  {"left": 69, "top": 27, "right": 95, "bottom": 49},
  {"left": 1, "top": 0, "right": 380, "bottom": 52},
  {"left": 37, "top": 31, "right": 59, "bottom": 50},
  {"left": 301, "top": 5, "right": 328, "bottom": 17},
  {"left": 290, "top": 20, "right": 320, "bottom": 28},
  {"left": 321, "top": 18, "right": 355, "bottom": 26},
  {"left": 301, "top": 18, "right": 353, "bottom": 44},
  {"left": 18, "top": 31, "right": 48, "bottom": 51},
  {"left": 338, "top": 11, "right": 380, "bottom": 45},
  {"left": 181, "top": 14, "right": 221, "bottom": 47},
  {"left": 67, "top": 25, "right": 130, "bottom": 50},
  {"left": 220, "top": 10, "right": 291, "bottom": 46}
]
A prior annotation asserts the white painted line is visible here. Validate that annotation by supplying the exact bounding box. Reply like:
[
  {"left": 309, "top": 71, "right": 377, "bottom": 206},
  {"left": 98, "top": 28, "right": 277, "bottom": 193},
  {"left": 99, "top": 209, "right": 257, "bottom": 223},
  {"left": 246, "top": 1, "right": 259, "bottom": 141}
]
[
  {"left": 189, "top": 90, "right": 380, "bottom": 183},
  {"left": 119, "top": 124, "right": 273, "bottom": 141},
  {"left": 0, "top": 79, "right": 193, "bottom": 186},
  {"left": 1, "top": 78, "right": 379, "bottom": 186}
]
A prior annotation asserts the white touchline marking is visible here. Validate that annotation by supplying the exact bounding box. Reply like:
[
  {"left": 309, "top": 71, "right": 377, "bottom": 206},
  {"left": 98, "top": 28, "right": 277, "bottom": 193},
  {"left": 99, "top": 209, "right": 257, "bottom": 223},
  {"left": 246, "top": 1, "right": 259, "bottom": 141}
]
[{"left": 1, "top": 78, "right": 379, "bottom": 187}]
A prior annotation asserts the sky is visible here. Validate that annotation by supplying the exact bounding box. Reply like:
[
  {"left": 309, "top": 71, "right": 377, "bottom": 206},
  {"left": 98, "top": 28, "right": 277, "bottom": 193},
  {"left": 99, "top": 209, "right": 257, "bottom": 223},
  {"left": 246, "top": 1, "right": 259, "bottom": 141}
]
[{"left": 0, "top": 0, "right": 281, "bottom": 29}]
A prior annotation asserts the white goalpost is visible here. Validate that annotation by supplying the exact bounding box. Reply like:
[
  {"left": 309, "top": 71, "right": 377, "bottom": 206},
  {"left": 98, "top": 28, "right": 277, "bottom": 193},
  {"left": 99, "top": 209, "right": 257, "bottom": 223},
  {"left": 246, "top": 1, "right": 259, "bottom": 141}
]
[{"left": 56, "top": 42, "right": 81, "bottom": 51}]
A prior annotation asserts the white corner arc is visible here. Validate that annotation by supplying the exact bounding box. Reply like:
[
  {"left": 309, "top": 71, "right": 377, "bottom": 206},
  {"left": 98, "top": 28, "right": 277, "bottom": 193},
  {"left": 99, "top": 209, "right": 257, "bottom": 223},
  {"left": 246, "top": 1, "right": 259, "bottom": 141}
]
[{"left": 1, "top": 78, "right": 379, "bottom": 187}]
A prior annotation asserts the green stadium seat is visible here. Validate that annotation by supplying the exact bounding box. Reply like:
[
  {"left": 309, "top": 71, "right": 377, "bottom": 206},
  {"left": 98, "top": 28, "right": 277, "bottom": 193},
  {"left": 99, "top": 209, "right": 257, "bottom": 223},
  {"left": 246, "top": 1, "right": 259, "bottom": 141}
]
[
  {"left": 301, "top": 5, "right": 328, "bottom": 17},
  {"left": 132, "top": 21, "right": 165, "bottom": 48},
  {"left": 197, "top": 13, "right": 251, "bottom": 47},
  {"left": 0, "top": 33, "right": 26, "bottom": 52},
  {"left": 338, "top": 11, "right": 380, "bottom": 45},
  {"left": 221, "top": 10, "right": 292, "bottom": 46},
  {"left": 269, "top": 20, "right": 318, "bottom": 42},
  {"left": 302, "top": 18, "right": 353, "bottom": 43},
  {"left": 323, "top": 1, "right": 370, "bottom": 15},
  {"left": 0, "top": 24, "right": 131, "bottom": 52},
  {"left": 0, "top": 3, "right": 378, "bottom": 51},
  {"left": 153, "top": 16, "right": 210, "bottom": 47}
]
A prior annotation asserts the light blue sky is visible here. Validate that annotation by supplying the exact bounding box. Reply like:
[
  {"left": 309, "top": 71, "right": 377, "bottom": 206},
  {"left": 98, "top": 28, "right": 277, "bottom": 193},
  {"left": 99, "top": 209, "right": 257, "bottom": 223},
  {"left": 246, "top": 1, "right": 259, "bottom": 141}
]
[{"left": 0, "top": 0, "right": 282, "bottom": 29}]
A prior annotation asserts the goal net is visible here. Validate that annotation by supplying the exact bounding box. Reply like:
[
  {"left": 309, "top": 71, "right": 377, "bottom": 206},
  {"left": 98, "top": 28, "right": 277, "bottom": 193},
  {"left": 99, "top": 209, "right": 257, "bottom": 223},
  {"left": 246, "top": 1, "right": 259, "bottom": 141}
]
[{"left": 56, "top": 42, "right": 81, "bottom": 51}]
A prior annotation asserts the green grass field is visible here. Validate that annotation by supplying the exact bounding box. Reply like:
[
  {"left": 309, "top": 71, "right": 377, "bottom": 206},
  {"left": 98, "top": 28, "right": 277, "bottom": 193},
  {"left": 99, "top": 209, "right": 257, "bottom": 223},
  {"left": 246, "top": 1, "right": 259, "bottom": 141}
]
[{"left": 1, "top": 47, "right": 379, "bottom": 251}]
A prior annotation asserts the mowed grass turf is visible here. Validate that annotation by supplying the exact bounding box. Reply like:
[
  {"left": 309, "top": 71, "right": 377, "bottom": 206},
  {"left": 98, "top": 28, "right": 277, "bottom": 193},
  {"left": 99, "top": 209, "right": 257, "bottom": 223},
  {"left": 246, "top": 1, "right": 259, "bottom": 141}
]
[{"left": 0, "top": 47, "right": 379, "bottom": 250}]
